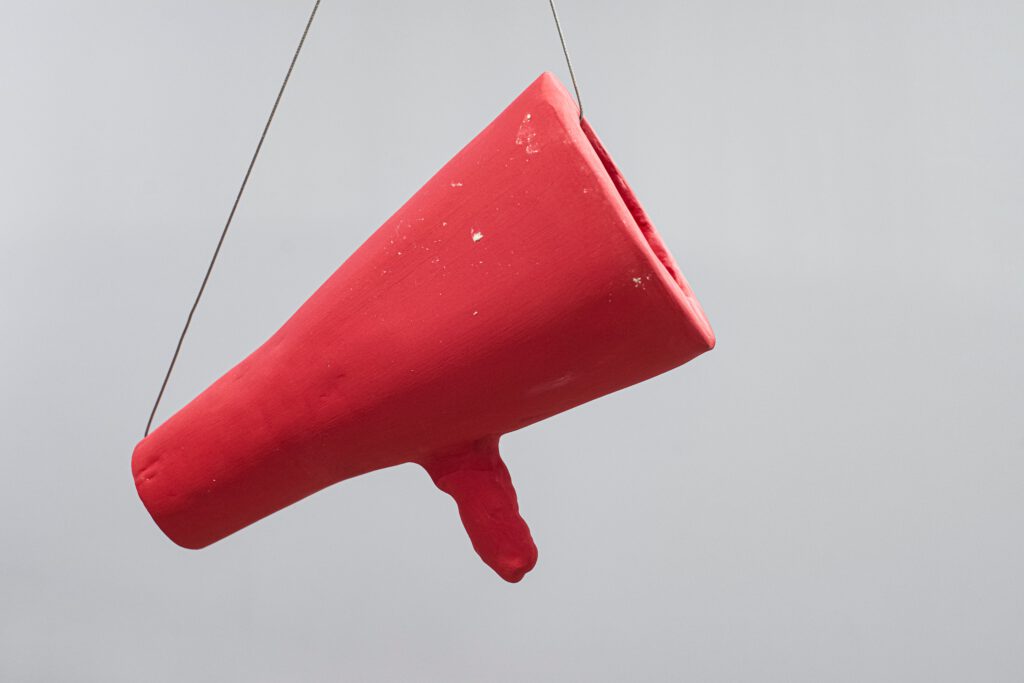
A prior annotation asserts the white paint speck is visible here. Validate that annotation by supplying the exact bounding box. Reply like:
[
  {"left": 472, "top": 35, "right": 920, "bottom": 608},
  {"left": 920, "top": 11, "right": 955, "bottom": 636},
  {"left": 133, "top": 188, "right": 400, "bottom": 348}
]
[
  {"left": 472, "top": 311, "right": 479, "bottom": 316},
  {"left": 632, "top": 277, "right": 644, "bottom": 287},
  {"left": 472, "top": 231, "right": 484, "bottom": 242},
  {"left": 516, "top": 113, "right": 540, "bottom": 154},
  {"left": 450, "top": 181, "right": 463, "bottom": 188}
]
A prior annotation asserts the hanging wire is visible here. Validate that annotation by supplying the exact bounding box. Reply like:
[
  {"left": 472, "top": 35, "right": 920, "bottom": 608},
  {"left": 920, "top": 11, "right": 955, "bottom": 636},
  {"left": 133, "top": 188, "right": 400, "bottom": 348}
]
[
  {"left": 144, "top": 0, "right": 585, "bottom": 437},
  {"left": 547, "top": 0, "right": 583, "bottom": 121},
  {"left": 144, "top": 0, "right": 322, "bottom": 437}
]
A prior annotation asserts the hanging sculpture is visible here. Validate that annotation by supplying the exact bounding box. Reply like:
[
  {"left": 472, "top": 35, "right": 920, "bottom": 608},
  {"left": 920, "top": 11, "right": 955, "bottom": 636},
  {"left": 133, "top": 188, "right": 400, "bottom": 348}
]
[{"left": 132, "top": 72, "right": 714, "bottom": 582}]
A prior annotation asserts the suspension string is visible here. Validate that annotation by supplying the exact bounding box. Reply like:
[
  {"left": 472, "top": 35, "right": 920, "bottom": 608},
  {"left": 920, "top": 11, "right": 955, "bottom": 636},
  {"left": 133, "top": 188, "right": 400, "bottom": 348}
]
[
  {"left": 547, "top": 0, "right": 583, "bottom": 121},
  {"left": 144, "top": 0, "right": 322, "bottom": 437},
  {"left": 145, "top": 1, "right": 582, "bottom": 436}
]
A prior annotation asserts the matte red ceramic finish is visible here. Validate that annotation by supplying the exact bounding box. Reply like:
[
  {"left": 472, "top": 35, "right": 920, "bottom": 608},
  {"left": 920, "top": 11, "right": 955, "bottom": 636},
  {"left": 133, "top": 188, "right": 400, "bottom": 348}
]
[{"left": 132, "top": 72, "right": 714, "bottom": 582}]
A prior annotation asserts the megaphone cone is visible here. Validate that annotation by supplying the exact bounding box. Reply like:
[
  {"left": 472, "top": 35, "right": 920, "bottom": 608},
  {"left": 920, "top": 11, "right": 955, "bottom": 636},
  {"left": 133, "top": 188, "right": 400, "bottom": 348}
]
[{"left": 133, "top": 72, "right": 714, "bottom": 582}]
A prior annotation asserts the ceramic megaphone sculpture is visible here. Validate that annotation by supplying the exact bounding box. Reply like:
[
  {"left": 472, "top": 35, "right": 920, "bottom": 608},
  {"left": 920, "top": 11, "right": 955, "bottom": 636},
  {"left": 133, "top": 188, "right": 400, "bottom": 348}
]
[{"left": 133, "top": 73, "right": 715, "bottom": 582}]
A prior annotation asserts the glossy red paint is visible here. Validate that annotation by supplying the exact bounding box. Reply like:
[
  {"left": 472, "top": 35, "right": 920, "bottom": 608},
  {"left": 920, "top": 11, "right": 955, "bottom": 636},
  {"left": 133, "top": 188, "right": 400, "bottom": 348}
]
[{"left": 132, "top": 72, "right": 714, "bottom": 582}]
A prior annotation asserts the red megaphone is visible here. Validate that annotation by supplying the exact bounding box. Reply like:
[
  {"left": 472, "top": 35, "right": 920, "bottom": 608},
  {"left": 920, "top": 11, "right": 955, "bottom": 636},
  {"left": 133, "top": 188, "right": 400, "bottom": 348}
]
[{"left": 132, "top": 73, "right": 714, "bottom": 582}]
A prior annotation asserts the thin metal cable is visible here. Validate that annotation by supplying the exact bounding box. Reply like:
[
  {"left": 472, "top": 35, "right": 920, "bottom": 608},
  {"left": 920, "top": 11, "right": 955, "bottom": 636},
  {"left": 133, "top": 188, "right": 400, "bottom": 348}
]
[
  {"left": 144, "top": 0, "right": 322, "bottom": 437},
  {"left": 547, "top": 0, "right": 583, "bottom": 121}
]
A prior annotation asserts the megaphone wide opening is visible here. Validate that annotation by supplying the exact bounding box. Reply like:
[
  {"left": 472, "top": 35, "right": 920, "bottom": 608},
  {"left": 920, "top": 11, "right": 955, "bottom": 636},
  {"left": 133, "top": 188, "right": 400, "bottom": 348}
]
[{"left": 580, "top": 117, "right": 716, "bottom": 350}]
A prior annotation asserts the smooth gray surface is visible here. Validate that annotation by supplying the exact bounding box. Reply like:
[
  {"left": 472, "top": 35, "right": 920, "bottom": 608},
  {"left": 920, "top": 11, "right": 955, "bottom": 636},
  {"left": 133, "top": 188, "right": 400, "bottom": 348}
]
[{"left": 1, "top": 1, "right": 1022, "bottom": 681}]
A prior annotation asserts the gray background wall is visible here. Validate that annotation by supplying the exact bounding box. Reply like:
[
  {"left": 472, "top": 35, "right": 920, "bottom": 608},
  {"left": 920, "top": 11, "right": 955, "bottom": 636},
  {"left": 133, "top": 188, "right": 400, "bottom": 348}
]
[{"left": 1, "top": 1, "right": 1021, "bottom": 681}]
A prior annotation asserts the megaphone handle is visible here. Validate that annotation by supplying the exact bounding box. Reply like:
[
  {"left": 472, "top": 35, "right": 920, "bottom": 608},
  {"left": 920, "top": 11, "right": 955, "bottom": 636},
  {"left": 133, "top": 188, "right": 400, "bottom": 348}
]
[{"left": 419, "top": 436, "right": 538, "bottom": 583}]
